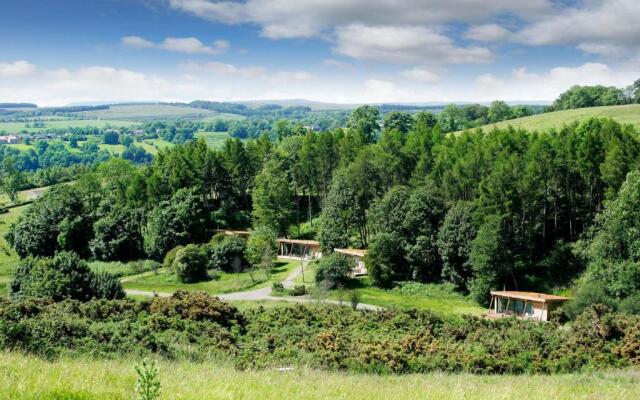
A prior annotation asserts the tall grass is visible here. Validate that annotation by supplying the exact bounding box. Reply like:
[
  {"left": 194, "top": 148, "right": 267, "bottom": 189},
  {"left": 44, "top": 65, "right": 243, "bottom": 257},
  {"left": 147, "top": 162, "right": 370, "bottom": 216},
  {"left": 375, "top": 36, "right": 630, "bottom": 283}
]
[{"left": 0, "top": 352, "right": 638, "bottom": 400}]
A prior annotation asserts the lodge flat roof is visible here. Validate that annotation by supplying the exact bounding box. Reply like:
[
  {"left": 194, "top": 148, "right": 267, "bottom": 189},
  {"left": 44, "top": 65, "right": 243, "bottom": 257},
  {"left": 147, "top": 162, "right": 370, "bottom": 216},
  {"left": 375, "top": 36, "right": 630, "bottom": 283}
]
[
  {"left": 490, "top": 291, "right": 571, "bottom": 303},
  {"left": 334, "top": 248, "right": 367, "bottom": 257},
  {"left": 277, "top": 238, "right": 320, "bottom": 246}
]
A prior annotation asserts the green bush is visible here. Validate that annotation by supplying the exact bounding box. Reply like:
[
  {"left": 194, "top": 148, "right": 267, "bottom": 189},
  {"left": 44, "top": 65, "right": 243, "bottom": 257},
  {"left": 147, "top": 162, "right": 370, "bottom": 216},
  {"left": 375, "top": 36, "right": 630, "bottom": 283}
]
[
  {"left": 173, "top": 245, "right": 208, "bottom": 283},
  {"left": 314, "top": 253, "right": 353, "bottom": 290},
  {"left": 9, "top": 251, "right": 123, "bottom": 301},
  {"left": 207, "top": 235, "right": 247, "bottom": 273},
  {"left": 366, "top": 233, "right": 407, "bottom": 288},
  {"left": 162, "top": 246, "right": 183, "bottom": 270},
  {"left": 288, "top": 285, "right": 306, "bottom": 296},
  {"left": 0, "top": 296, "right": 639, "bottom": 374},
  {"left": 91, "top": 271, "right": 126, "bottom": 300}
]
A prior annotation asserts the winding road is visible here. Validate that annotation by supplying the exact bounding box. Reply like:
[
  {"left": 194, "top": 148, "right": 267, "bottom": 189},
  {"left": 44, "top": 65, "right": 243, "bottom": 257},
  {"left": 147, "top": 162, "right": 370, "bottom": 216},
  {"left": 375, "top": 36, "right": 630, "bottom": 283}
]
[{"left": 124, "top": 260, "right": 382, "bottom": 311}]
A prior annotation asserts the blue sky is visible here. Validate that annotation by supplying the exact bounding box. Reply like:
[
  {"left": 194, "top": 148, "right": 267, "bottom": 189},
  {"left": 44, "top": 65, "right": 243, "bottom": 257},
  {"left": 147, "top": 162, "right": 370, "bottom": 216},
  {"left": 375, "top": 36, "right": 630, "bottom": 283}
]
[{"left": 0, "top": 0, "right": 638, "bottom": 105}]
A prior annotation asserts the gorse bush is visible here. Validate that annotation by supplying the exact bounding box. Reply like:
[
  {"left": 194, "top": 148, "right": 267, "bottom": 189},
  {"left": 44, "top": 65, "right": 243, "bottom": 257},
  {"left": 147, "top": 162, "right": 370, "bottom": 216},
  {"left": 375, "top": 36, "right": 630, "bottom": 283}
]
[{"left": 0, "top": 292, "right": 638, "bottom": 374}]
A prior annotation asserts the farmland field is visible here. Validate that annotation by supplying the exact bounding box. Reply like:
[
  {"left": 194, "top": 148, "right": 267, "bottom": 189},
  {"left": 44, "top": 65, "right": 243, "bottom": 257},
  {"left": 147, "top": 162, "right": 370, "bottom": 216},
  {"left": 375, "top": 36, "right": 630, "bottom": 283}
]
[
  {"left": 195, "top": 131, "right": 235, "bottom": 148},
  {"left": 460, "top": 104, "right": 640, "bottom": 134},
  {"left": 1, "top": 352, "right": 638, "bottom": 400},
  {"left": 0, "top": 119, "right": 138, "bottom": 133},
  {"left": 80, "top": 104, "right": 231, "bottom": 121}
]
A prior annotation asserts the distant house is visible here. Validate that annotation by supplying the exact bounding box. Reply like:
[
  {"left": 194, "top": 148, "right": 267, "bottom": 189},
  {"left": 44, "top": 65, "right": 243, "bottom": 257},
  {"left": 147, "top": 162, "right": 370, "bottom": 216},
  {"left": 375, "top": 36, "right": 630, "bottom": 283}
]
[
  {"left": 487, "top": 291, "right": 571, "bottom": 322},
  {"left": 0, "top": 135, "right": 20, "bottom": 144},
  {"left": 334, "top": 248, "right": 368, "bottom": 276}
]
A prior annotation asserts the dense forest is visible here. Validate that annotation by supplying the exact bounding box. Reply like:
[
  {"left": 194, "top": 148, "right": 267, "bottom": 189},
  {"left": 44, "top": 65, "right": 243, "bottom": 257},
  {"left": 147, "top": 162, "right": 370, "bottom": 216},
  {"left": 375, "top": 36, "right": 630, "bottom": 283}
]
[{"left": 4, "top": 100, "right": 640, "bottom": 316}]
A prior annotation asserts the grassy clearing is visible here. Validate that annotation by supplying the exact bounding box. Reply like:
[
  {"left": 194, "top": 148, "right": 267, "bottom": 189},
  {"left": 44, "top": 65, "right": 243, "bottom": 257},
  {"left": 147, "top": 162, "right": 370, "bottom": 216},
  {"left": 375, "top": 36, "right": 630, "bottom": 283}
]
[
  {"left": 1, "top": 352, "right": 638, "bottom": 400},
  {"left": 296, "top": 263, "right": 484, "bottom": 314},
  {"left": 0, "top": 119, "right": 137, "bottom": 133},
  {"left": 195, "top": 131, "right": 234, "bottom": 149},
  {"left": 89, "top": 260, "right": 160, "bottom": 278},
  {"left": 123, "top": 258, "right": 299, "bottom": 294},
  {"left": 460, "top": 104, "right": 640, "bottom": 134}
]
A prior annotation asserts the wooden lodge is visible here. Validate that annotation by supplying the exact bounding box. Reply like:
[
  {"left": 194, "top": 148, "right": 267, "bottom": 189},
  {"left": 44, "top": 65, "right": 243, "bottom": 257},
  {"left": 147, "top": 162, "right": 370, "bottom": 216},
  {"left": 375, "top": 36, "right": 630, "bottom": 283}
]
[
  {"left": 487, "top": 291, "right": 571, "bottom": 322},
  {"left": 334, "top": 248, "right": 368, "bottom": 276},
  {"left": 277, "top": 238, "right": 321, "bottom": 260},
  {"left": 214, "top": 229, "right": 250, "bottom": 238}
]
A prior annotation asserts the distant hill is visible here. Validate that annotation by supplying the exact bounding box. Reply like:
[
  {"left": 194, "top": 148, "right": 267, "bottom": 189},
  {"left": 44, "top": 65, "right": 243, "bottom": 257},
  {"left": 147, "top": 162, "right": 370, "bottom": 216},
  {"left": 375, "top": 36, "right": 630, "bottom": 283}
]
[
  {"left": 459, "top": 104, "right": 640, "bottom": 133},
  {"left": 79, "top": 104, "right": 244, "bottom": 122}
]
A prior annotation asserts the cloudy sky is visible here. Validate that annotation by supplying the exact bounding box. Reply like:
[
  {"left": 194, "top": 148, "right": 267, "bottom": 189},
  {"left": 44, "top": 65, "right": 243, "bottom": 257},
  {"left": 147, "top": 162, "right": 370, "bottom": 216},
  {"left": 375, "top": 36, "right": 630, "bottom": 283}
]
[{"left": 1, "top": 0, "right": 638, "bottom": 106}]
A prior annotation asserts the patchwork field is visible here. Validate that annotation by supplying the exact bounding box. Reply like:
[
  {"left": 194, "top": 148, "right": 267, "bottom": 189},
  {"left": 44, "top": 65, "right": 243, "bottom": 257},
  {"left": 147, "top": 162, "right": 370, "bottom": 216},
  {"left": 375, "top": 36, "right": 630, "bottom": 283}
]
[
  {"left": 1, "top": 352, "right": 638, "bottom": 400},
  {"left": 195, "top": 131, "right": 235, "bottom": 148},
  {"left": 80, "top": 104, "right": 234, "bottom": 121},
  {"left": 0, "top": 119, "right": 138, "bottom": 133},
  {"left": 461, "top": 104, "right": 640, "bottom": 133}
]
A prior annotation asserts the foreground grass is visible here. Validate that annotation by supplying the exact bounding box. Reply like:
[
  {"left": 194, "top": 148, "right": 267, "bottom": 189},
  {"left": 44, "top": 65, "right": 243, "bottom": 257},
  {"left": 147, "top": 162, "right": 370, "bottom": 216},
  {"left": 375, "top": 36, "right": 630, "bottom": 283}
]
[
  {"left": 1, "top": 352, "right": 638, "bottom": 400},
  {"left": 123, "top": 259, "right": 299, "bottom": 294},
  {"left": 460, "top": 104, "right": 640, "bottom": 134}
]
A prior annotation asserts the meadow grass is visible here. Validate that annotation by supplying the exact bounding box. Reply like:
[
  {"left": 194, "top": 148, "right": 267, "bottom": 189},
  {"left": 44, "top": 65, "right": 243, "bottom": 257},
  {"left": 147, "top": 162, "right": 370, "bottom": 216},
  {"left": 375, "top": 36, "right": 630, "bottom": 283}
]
[
  {"left": 80, "top": 104, "right": 217, "bottom": 121},
  {"left": 195, "top": 131, "right": 235, "bottom": 149},
  {"left": 295, "top": 264, "right": 484, "bottom": 315},
  {"left": 0, "top": 352, "right": 638, "bottom": 400},
  {"left": 123, "top": 259, "right": 299, "bottom": 294},
  {"left": 458, "top": 104, "right": 640, "bottom": 134}
]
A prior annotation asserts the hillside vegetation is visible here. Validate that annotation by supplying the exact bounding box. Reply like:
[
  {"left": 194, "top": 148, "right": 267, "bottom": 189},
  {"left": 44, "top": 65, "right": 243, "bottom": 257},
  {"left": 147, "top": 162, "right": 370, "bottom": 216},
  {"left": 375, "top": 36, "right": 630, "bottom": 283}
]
[
  {"left": 461, "top": 104, "right": 640, "bottom": 133},
  {"left": 80, "top": 104, "right": 244, "bottom": 122}
]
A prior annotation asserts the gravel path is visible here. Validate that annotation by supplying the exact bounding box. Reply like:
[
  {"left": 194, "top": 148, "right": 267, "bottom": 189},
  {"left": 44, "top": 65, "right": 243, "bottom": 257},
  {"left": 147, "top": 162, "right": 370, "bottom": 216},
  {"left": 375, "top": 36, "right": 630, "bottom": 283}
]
[{"left": 124, "top": 260, "right": 382, "bottom": 311}]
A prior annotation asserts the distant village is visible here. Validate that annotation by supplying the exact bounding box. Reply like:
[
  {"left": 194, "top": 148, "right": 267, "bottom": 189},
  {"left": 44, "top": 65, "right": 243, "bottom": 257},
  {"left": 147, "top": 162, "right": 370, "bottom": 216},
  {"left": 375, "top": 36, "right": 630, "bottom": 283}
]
[{"left": 0, "top": 128, "right": 146, "bottom": 145}]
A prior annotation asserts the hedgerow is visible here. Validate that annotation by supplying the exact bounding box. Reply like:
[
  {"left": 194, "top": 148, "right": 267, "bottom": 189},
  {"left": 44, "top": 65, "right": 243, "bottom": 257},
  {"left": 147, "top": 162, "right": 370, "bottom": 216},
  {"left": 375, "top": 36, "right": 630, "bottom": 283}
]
[{"left": 0, "top": 293, "right": 638, "bottom": 374}]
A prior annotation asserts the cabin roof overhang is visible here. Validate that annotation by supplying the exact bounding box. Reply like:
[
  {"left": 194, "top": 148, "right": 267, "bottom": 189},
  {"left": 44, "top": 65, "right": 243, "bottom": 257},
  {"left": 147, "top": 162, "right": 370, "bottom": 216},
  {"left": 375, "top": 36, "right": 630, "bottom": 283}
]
[{"left": 490, "top": 290, "right": 571, "bottom": 303}]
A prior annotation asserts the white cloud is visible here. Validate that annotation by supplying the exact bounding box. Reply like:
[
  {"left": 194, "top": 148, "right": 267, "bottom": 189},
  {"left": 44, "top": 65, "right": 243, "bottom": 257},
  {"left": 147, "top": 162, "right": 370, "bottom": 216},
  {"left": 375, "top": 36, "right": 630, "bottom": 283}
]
[
  {"left": 334, "top": 24, "right": 493, "bottom": 64},
  {"left": 400, "top": 67, "right": 440, "bottom": 83},
  {"left": 180, "top": 61, "right": 265, "bottom": 78},
  {"left": 515, "top": 0, "right": 640, "bottom": 48},
  {"left": 474, "top": 62, "right": 636, "bottom": 101},
  {"left": 168, "top": 0, "right": 553, "bottom": 39},
  {"left": 121, "top": 36, "right": 155, "bottom": 49},
  {"left": 0, "top": 60, "right": 37, "bottom": 77},
  {"left": 273, "top": 70, "right": 313, "bottom": 82},
  {"left": 122, "top": 35, "right": 229, "bottom": 54},
  {"left": 465, "top": 23, "right": 511, "bottom": 42},
  {"left": 322, "top": 58, "right": 352, "bottom": 69},
  {"left": 577, "top": 42, "right": 627, "bottom": 57}
]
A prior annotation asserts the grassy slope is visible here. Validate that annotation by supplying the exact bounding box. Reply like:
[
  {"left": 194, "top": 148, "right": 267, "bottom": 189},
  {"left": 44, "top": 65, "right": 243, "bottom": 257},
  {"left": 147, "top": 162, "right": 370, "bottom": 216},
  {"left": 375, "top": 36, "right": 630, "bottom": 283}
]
[
  {"left": 0, "top": 206, "right": 26, "bottom": 293},
  {"left": 123, "top": 259, "right": 299, "bottom": 294},
  {"left": 195, "top": 131, "right": 234, "bottom": 149},
  {"left": 80, "top": 104, "right": 222, "bottom": 121},
  {"left": 460, "top": 104, "right": 640, "bottom": 134},
  {"left": 1, "top": 352, "right": 638, "bottom": 400}
]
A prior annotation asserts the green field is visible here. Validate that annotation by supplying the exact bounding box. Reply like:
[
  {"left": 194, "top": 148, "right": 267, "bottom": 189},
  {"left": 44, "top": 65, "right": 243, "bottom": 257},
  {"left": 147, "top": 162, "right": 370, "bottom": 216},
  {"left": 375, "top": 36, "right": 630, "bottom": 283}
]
[
  {"left": 80, "top": 104, "right": 225, "bottom": 121},
  {"left": 1, "top": 352, "right": 637, "bottom": 400},
  {"left": 461, "top": 104, "right": 640, "bottom": 134},
  {"left": 123, "top": 259, "right": 299, "bottom": 294},
  {"left": 0, "top": 119, "right": 138, "bottom": 133},
  {"left": 195, "top": 131, "right": 235, "bottom": 148}
]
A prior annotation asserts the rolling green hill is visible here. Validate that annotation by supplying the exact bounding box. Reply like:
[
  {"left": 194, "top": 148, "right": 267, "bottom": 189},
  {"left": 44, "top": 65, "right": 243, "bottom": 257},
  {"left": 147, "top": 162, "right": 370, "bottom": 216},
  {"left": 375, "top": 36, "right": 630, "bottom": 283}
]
[
  {"left": 461, "top": 104, "right": 640, "bottom": 133},
  {"left": 80, "top": 104, "right": 244, "bottom": 121}
]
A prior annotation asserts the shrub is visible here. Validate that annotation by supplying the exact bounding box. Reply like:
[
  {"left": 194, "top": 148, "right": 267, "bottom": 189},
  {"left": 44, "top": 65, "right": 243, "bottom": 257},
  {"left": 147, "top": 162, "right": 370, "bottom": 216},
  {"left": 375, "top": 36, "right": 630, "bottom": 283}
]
[
  {"left": 173, "top": 245, "right": 208, "bottom": 283},
  {"left": 288, "top": 285, "right": 306, "bottom": 296},
  {"left": 91, "top": 271, "right": 126, "bottom": 300},
  {"left": 208, "top": 235, "right": 248, "bottom": 273},
  {"left": 162, "top": 245, "right": 183, "bottom": 270},
  {"left": 314, "top": 253, "right": 353, "bottom": 290},
  {"left": 271, "top": 282, "right": 285, "bottom": 294},
  {"left": 10, "top": 252, "right": 98, "bottom": 301},
  {"left": 149, "top": 290, "right": 243, "bottom": 327}
]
